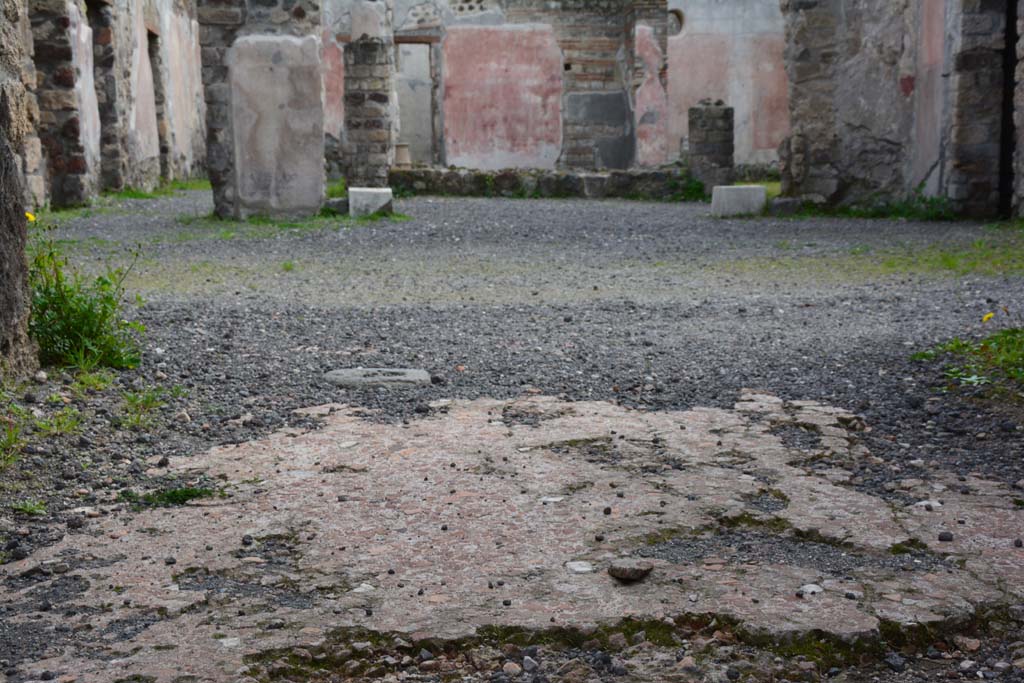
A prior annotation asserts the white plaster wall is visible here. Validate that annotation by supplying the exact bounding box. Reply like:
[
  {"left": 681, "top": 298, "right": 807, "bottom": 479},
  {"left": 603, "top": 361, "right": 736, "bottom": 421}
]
[
  {"left": 128, "top": 0, "right": 160, "bottom": 170},
  {"left": 154, "top": 3, "right": 207, "bottom": 175},
  {"left": 69, "top": 0, "right": 101, "bottom": 174},
  {"left": 396, "top": 43, "right": 433, "bottom": 163},
  {"left": 667, "top": 0, "right": 789, "bottom": 166}
]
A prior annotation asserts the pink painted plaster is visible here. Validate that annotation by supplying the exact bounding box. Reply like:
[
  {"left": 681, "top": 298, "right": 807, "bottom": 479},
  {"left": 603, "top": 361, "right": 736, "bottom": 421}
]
[
  {"left": 750, "top": 35, "right": 789, "bottom": 153},
  {"left": 634, "top": 24, "right": 669, "bottom": 167},
  {"left": 322, "top": 31, "right": 345, "bottom": 140},
  {"left": 442, "top": 25, "right": 563, "bottom": 170},
  {"left": 667, "top": 33, "right": 730, "bottom": 157}
]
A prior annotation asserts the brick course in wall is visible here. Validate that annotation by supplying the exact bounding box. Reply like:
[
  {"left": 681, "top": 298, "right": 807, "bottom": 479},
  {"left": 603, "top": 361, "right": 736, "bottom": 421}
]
[
  {"left": 344, "top": 37, "right": 395, "bottom": 187},
  {"left": 688, "top": 102, "right": 734, "bottom": 190}
]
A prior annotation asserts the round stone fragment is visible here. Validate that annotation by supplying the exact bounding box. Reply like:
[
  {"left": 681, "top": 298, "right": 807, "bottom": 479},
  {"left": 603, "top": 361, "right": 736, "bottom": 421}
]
[
  {"left": 608, "top": 558, "right": 653, "bottom": 582},
  {"left": 938, "top": 531, "right": 954, "bottom": 542}
]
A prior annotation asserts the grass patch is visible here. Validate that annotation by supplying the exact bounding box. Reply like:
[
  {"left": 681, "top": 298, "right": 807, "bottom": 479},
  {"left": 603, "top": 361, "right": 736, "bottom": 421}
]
[
  {"left": 164, "top": 178, "right": 212, "bottom": 192},
  {"left": 739, "top": 180, "right": 781, "bottom": 200},
  {"left": 121, "top": 387, "right": 167, "bottom": 429},
  {"left": 914, "top": 328, "right": 1024, "bottom": 389},
  {"left": 789, "top": 188, "right": 957, "bottom": 222},
  {"left": 119, "top": 487, "right": 217, "bottom": 509},
  {"left": 326, "top": 177, "right": 347, "bottom": 199},
  {"left": 667, "top": 171, "right": 708, "bottom": 203},
  {"left": 352, "top": 211, "right": 411, "bottom": 224},
  {"left": 281, "top": 260, "right": 296, "bottom": 273},
  {"left": 34, "top": 406, "right": 83, "bottom": 437},
  {"left": 890, "top": 538, "right": 930, "bottom": 555},
  {"left": 1, "top": 423, "right": 22, "bottom": 470},
  {"left": 12, "top": 499, "right": 47, "bottom": 516}
]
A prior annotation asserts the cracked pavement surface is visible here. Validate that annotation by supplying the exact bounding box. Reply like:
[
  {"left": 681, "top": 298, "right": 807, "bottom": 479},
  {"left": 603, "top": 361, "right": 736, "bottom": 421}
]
[{"left": 2, "top": 193, "right": 1024, "bottom": 683}]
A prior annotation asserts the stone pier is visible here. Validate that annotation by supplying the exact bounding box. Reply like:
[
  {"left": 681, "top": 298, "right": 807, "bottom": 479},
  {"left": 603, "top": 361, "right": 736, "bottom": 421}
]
[
  {"left": 688, "top": 101, "right": 735, "bottom": 191},
  {"left": 343, "top": 0, "right": 397, "bottom": 188},
  {"left": 198, "top": 0, "right": 325, "bottom": 218}
]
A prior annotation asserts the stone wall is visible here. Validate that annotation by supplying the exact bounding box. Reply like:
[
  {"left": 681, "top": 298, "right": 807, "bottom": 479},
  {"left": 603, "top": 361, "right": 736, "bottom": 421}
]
[
  {"left": 328, "top": 0, "right": 684, "bottom": 171},
  {"left": 779, "top": 0, "right": 1012, "bottom": 217},
  {"left": 1, "top": 0, "right": 37, "bottom": 375},
  {"left": 27, "top": 0, "right": 205, "bottom": 205},
  {"left": 198, "top": 0, "right": 324, "bottom": 217},
  {"left": 3, "top": 0, "right": 45, "bottom": 207},
  {"left": 688, "top": 101, "right": 734, "bottom": 190},
  {"left": 31, "top": 0, "right": 103, "bottom": 206}
]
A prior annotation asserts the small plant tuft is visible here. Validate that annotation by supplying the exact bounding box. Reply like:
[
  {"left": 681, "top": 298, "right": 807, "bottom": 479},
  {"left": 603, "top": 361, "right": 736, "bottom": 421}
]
[
  {"left": 326, "top": 178, "right": 348, "bottom": 199},
  {"left": 12, "top": 499, "right": 47, "bottom": 516},
  {"left": 29, "top": 219, "right": 144, "bottom": 369}
]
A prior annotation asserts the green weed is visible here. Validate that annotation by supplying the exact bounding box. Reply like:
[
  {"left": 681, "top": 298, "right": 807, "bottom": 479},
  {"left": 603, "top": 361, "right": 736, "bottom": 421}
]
[
  {"left": 28, "top": 220, "right": 144, "bottom": 368},
  {"left": 916, "top": 328, "right": 1024, "bottom": 389},
  {"left": 281, "top": 260, "right": 296, "bottom": 272},
  {"left": 326, "top": 178, "right": 347, "bottom": 199},
  {"left": 1, "top": 423, "right": 22, "bottom": 470},
  {"left": 12, "top": 499, "right": 47, "bottom": 516},
  {"left": 122, "top": 388, "right": 167, "bottom": 429},
  {"left": 34, "top": 406, "right": 83, "bottom": 437}
]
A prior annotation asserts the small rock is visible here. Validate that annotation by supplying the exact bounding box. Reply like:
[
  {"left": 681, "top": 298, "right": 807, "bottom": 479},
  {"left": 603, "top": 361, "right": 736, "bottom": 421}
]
[
  {"left": 799, "top": 583, "right": 823, "bottom": 596},
  {"left": 608, "top": 558, "right": 653, "bottom": 582},
  {"left": 885, "top": 652, "right": 906, "bottom": 673},
  {"left": 502, "top": 662, "right": 522, "bottom": 676},
  {"left": 678, "top": 656, "right": 697, "bottom": 670},
  {"left": 1015, "top": 538, "right": 1022, "bottom": 548},
  {"left": 418, "top": 649, "right": 434, "bottom": 662},
  {"left": 522, "top": 656, "right": 539, "bottom": 672},
  {"left": 34, "top": 370, "right": 48, "bottom": 384},
  {"left": 959, "top": 660, "right": 976, "bottom": 672},
  {"left": 607, "top": 633, "right": 628, "bottom": 649},
  {"left": 954, "top": 636, "right": 981, "bottom": 653},
  {"left": 938, "top": 531, "right": 954, "bottom": 542},
  {"left": 164, "top": 557, "right": 176, "bottom": 566},
  {"left": 609, "top": 657, "right": 628, "bottom": 676}
]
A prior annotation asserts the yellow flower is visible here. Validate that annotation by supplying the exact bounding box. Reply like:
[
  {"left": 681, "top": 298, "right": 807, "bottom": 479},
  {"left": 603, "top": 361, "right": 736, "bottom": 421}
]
[
  {"left": 982, "top": 312, "right": 995, "bottom": 323},
  {"left": 25, "top": 211, "right": 36, "bottom": 222}
]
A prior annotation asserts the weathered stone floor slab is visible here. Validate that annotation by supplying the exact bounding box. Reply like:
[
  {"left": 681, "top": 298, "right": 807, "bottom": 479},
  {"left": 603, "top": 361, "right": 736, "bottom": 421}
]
[{"left": 2, "top": 393, "right": 1022, "bottom": 682}]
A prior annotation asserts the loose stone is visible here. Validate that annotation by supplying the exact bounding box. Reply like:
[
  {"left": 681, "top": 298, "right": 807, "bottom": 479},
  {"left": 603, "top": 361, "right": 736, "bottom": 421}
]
[
  {"left": 608, "top": 558, "right": 653, "bottom": 582},
  {"left": 938, "top": 531, "right": 954, "bottom": 542}
]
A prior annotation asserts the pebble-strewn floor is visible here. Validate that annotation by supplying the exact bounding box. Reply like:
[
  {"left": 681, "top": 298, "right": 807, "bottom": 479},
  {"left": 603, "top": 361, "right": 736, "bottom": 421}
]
[{"left": 2, "top": 193, "right": 1023, "bottom": 683}]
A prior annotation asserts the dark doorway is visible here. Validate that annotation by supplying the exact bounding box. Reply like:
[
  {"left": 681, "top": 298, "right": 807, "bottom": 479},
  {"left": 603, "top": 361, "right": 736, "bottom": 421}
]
[
  {"left": 147, "top": 30, "right": 170, "bottom": 180},
  {"left": 999, "top": 0, "right": 1018, "bottom": 217}
]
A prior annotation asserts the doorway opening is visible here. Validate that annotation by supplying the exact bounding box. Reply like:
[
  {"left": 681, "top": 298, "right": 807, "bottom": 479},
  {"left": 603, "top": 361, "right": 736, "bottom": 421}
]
[
  {"left": 396, "top": 41, "right": 436, "bottom": 165},
  {"left": 147, "top": 30, "right": 170, "bottom": 180},
  {"left": 999, "top": 0, "right": 1018, "bottom": 217}
]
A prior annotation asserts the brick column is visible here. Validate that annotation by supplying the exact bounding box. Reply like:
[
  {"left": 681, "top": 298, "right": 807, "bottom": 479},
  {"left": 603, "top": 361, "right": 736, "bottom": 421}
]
[
  {"left": 688, "top": 101, "right": 734, "bottom": 190},
  {"left": 197, "top": 0, "right": 246, "bottom": 217}
]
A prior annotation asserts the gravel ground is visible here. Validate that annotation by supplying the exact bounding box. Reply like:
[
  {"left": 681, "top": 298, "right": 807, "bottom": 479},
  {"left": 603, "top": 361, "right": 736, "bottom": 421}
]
[{"left": 2, "top": 191, "right": 1023, "bottom": 681}]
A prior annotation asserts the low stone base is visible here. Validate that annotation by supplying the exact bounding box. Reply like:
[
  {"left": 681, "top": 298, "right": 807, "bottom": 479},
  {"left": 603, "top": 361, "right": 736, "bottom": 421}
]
[
  {"left": 389, "top": 166, "right": 701, "bottom": 201},
  {"left": 349, "top": 187, "right": 394, "bottom": 217},
  {"left": 711, "top": 185, "right": 768, "bottom": 217}
]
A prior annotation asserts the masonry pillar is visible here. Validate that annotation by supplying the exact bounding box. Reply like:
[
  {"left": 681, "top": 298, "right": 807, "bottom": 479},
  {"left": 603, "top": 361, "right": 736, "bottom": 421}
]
[
  {"left": 30, "top": 0, "right": 103, "bottom": 207},
  {"left": 198, "top": 0, "right": 325, "bottom": 218},
  {"left": 1, "top": 0, "right": 38, "bottom": 376},
  {"left": 688, "top": 101, "right": 734, "bottom": 190},
  {"left": 344, "top": 0, "right": 397, "bottom": 188}
]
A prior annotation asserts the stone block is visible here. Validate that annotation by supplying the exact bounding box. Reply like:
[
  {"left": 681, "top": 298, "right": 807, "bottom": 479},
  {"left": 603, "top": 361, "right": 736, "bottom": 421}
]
[
  {"left": 711, "top": 185, "right": 767, "bottom": 217},
  {"left": 348, "top": 187, "right": 393, "bottom": 217},
  {"left": 228, "top": 35, "right": 324, "bottom": 218},
  {"left": 324, "top": 367, "right": 429, "bottom": 388}
]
